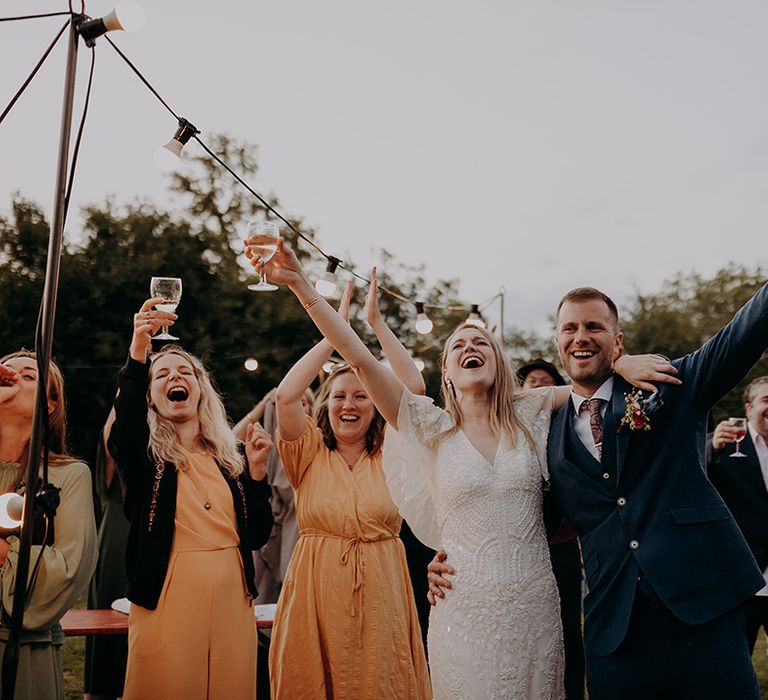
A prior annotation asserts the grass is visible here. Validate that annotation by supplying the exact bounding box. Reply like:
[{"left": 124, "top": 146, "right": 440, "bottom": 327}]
[
  {"left": 756, "top": 634, "right": 768, "bottom": 698},
  {"left": 62, "top": 634, "right": 84, "bottom": 700},
  {"left": 60, "top": 629, "right": 768, "bottom": 698}
]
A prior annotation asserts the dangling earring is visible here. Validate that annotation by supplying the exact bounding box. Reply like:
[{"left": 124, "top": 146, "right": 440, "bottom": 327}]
[{"left": 445, "top": 378, "right": 457, "bottom": 398}]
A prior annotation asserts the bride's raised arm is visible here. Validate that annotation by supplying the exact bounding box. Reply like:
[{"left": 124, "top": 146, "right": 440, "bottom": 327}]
[
  {"left": 364, "top": 266, "right": 426, "bottom": 397},
  {"left": 275, "top": 282, "right": 353, "bottom": 441}
]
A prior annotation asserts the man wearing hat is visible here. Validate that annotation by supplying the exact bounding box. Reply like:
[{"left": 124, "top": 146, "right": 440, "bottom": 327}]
[
  {"left": 518, "top": 360, "right": 585, "bottom": 700},
  {"left": 517, "top": 358, "right": 567, "bottom": 389}
]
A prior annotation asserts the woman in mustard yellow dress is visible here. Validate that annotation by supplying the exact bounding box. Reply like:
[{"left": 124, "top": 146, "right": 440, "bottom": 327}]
[
  {"left": 110, "top": 297, "right": 274, "bottom": 700},
  {"left": 268, "top": 278, "right": 431, "bottom": 699}
]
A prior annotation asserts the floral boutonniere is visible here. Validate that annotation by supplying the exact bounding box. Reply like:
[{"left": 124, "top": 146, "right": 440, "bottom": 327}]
[{"left": 619, "top": 389, "right": 652, "bottom": 432}]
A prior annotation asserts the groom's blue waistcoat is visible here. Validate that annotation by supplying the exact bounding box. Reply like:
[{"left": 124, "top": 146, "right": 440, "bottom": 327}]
[{"left": 547, "top": 283, "right": 768, "bottom": 657}]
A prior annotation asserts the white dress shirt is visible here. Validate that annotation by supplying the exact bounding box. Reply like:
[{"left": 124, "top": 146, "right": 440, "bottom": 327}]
[
  {"left": 570, "top": 377, "right": 614, "bottom": 461},
  {"left": 747, "top": 422, "right": 768, "bottom": 596}
]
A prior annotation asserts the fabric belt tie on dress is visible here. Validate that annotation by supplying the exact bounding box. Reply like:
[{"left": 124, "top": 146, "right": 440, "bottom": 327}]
[
  {"left": 340, "top": 538, "right": 365, "bottom": 645},
  {"left": 301, "top": 530, "right": 396, "bottom": 647}
]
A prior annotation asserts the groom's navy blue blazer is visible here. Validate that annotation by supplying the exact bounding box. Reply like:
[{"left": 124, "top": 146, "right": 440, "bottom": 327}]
[{"left": 547, "top": 284, "right": 768, "bottom": 658}]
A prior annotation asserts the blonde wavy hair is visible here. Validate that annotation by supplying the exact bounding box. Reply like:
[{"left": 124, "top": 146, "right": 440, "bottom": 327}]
[
  {"left": 0, "top": 350, "right": 78, "bottom": 477},
  {"left": 436, "top": 324, "right": 535, "bottom": 451},
  {"left": 147, "top": 346, "right": 244, "bottom": 476}
]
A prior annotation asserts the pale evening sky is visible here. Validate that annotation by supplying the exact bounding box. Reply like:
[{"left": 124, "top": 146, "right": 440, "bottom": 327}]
[{"left": 1, "top": 0, "right": 766, "bottom": 336}]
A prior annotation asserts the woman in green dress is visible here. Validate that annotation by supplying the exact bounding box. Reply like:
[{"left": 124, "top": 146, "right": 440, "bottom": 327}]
[{"left": 0, "top": 350, "right": 98, "bottom": 700}]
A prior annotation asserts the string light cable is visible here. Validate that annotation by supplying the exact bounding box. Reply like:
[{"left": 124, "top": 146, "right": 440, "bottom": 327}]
[
  {"left": 98, "top": 35, "right": 505, "bottom": 313},
  {"left": 0, "top": 19, "right": 71, "bottom": 126},
  {"left": 0, "top": 11, "right": 73, "bottom": 23},
  {"left": 62, "top": 44, "right": 96, "bottom": 221},
  {"left": 0, "top": 10, "right": 506, "bottom": 325}
]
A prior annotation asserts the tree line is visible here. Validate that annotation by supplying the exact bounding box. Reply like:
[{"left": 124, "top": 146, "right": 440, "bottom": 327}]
[{"left": 1, "top": 134, "right": 764, "bottom": 465}]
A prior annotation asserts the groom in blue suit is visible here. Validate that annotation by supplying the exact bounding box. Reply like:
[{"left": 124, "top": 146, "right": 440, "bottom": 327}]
[{"left": 547, "top": 285, "right": 768, "bottom": 699}]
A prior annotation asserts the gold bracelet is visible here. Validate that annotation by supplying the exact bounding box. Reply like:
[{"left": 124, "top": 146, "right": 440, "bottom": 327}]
[{"left": 303, "top": 297, "right": 319, "bottom": 310}]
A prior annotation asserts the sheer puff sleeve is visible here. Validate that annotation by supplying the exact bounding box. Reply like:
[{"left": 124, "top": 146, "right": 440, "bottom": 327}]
[
  {"left": 382, "top": 389, "right": 453, "bottom": 550},
  {"left": 515, "top": 387, "right": 556, "bottom": 483}
]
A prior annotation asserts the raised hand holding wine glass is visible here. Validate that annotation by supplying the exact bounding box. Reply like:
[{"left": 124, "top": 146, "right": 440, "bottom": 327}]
[
  {"left": 729, "top": 417, "right": 748, "bottom": 458},
  {"left": 245, "top": 220, "right": 280, "bottom": 291},
  {"left": 130, "top": 297, "right": 178, "bottom": 362},
  {"left": 149, "top": 276, "right": 182, "bottom": 341},
  {"left": 245, "top": 236, "right": 304, "bottom": 290}
]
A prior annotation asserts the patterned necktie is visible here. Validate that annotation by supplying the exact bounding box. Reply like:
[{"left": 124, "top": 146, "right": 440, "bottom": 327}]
[{"left": 580, "top": 398, "right": 606, "bottom": 460}]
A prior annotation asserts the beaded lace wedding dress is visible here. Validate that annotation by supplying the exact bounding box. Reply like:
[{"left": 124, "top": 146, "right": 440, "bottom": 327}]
[{"left": 384, "top": 388, "right": 564, "bottom": 699}]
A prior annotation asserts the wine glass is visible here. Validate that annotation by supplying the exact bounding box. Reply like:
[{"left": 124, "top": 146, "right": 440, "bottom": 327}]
[
  {"left": 246, "top": 220, "right": 279, "bottom": 292},
  {"left": 729, "top": 417, "right": 748, "bottom": 458},
  {"left": 150, "top": 276, "right": 182, "bottom": 341}
]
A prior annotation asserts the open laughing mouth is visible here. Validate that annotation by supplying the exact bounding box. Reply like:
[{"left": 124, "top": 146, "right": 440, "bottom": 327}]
[
  {"left": 167, "top": 386, "right": 189, "bottom": 402},
  {"left": 461, "top": 355, "right": 485, "bottom": 369},
  {"left": 339, "top": 414, "right": 360, "bottom": 423},
  {"left": 571, "top": 351, "right": 596, "bottom": 360}
]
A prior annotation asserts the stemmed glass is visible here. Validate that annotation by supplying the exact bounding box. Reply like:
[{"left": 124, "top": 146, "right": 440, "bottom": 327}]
[
  {"left": 729, "top": 417, "right": 748, "bottom": 458},
  {"left": 150, "top": 276, "right": 182, "bottom": 341},
  {"left": 246, "top": 220, "right": 279, "bottom": 292}
]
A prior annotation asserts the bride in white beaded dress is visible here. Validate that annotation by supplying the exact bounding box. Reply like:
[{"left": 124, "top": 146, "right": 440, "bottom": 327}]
[
  {"left": 249, "top": 238, "right": 663, "bottom": 699},
  {"left": 386, "top": 321, "right": 567, "bottom": 699}
]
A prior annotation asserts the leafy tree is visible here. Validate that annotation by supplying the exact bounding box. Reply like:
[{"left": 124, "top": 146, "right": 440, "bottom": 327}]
[
  {"left": 169, "top": 134, "right": 469, "bottom": 400},
  {"left": 504, "top": 326, "right": 560, "bottom": 376},
  {"left": 621, "top": 264, "right": 768, "bottom": 423},
  {"left": 168, "top": 133, "right": 317, "bottom": 266},
  {"left": 0, "top": 135, "right": 473, "bottom": 463},
  {"left": 0, "top": 197, "right": 49, "bottom": 349},
  {"left": 16, "top": 132, "right": 763, "bottom": 464}
]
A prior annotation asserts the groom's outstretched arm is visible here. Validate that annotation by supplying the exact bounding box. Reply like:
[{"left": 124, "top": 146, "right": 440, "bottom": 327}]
[{"left": 677, "top": 283, "right": 768, "bottom": 409}]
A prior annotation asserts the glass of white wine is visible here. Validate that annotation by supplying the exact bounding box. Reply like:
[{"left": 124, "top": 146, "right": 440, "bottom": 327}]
[
  {"left": 246, "top": 220, "right": 279, "bottom": 292},
  {"left": 150, "top": 276, "right": 182, "bottom": 341},
  {"left": 729, "top": 417, "right": 748, "bottom": 458}
]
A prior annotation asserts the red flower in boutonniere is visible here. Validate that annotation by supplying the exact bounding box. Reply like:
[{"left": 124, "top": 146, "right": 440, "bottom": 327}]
[{"left": 619, "top": 389, "right": 651, "bottom": 432}]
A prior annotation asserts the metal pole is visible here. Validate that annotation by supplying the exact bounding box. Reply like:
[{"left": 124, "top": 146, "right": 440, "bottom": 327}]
[{"left": 1, "top": 17, "right": 80, "bottom": 700}]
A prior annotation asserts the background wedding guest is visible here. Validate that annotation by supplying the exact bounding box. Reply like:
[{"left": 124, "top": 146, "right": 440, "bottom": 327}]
[
  {"left": 517, "top": 358, "right": 567, "bottom": 390},
  {"left": 233, "top": 387, "right": 314, "bottom": 605},
  {"left": 110, "top": 300, "right": 274, "bottom": 700},
  {"left": 267, "top": 278, "right": 431, "bottom": 699},
  {"left": 707, "top": 375, "right": 768, "bottom": 655},
  {"left": 84, "top": 408, "right": 129, "bottom": 700},
  {"left": 518, "top": 358, "right": 585, "bottom": 700},
  {"left": 0, "top": 351, "right": 97, "bottom": 700}
]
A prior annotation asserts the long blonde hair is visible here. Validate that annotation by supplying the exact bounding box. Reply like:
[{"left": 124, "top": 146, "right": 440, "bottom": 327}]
[
  {"left": 0, "top": 350, "right": 78, "bottom": 475},
  {"left": 147, "top": 346, "right": 244, "bottom": 476},
  {"left": 436, "top": 324, "right": 535, "bottom": 451}
]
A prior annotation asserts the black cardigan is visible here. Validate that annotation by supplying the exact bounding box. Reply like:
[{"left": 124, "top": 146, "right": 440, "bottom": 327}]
[{"left": 108, "top": 356, "right": 273, "bottom": 610}]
